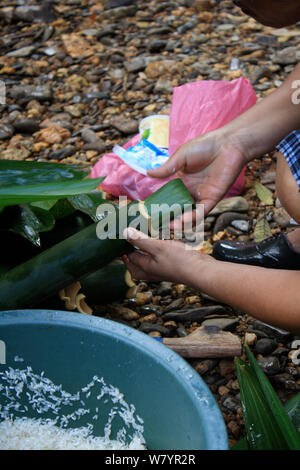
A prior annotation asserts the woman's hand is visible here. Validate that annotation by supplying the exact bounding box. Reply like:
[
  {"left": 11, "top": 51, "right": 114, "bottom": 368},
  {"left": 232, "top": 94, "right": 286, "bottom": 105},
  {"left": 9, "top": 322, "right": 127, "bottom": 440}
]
[
  {"left": 122, "top": 227, "right": 211, "bottom": 286},
  {"left": 147, "top": 130, "right": 246, "bottom": 220}
]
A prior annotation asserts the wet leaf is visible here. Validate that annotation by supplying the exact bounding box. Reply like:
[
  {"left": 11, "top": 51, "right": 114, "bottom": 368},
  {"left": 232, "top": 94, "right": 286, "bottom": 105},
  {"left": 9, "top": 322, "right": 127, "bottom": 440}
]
[{"left": 68, "top": 190, "right": 107, "bottom": 222}]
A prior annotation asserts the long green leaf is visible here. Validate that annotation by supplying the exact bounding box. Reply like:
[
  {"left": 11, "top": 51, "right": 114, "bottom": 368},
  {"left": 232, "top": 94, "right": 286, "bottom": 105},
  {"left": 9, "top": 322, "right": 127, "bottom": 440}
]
[
  {"left": 0, "top": 160, "right": 89, "bottom": 184},
  {"left": 285, "top": 392, "right": 300, "bottom": 432},
  {"left": 232, "top": 391, "right": 300, "bottom": 450},
  {"left": 245, "top": 344, "right": 300, "bottom": 449},
  {"left": 235, "top": 357, "right": 287, "bottom": 450},
  {"left": 0, "top": 178, "right": 104, "bottom": 207}
]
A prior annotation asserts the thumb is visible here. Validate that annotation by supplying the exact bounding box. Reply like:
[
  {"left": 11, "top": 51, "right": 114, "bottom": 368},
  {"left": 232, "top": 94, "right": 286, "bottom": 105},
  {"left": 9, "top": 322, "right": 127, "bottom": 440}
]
[
  {"left": 147, "top": 147, "right": 186, "bottom": 179},
  {"left": 123, "top": 227, "right": 161, "bottom": 254}
]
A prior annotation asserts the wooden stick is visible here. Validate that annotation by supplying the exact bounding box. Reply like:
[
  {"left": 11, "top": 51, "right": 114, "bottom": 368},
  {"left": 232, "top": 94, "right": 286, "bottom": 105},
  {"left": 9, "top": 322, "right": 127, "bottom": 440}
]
[{"left": 163, "top": 326, "right": 242, "bottom": 358}]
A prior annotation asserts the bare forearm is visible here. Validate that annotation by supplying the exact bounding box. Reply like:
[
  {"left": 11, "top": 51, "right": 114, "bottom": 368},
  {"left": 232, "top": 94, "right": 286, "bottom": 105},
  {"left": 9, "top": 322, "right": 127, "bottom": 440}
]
[
  {"left": 221, "top": 63, "right": 300, "bottom": 161},
  {"left": 190, "top": 257, "right": 300, "bottom": 334}
]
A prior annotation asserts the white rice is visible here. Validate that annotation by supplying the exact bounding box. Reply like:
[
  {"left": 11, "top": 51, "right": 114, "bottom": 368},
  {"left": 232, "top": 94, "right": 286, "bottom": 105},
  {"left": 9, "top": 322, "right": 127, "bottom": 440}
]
[
  {"left": 0, "top": 418, "right": 145, "bottom": 450},
  {"left": 0, "top": 362, "right": 146, "bottom": 450}
]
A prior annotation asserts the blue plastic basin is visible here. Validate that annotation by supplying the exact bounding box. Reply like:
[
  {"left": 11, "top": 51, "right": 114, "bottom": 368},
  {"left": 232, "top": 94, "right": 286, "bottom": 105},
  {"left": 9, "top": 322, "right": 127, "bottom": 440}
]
[{"left": 0, "top": 309, "right": 228, "bottom": 450}]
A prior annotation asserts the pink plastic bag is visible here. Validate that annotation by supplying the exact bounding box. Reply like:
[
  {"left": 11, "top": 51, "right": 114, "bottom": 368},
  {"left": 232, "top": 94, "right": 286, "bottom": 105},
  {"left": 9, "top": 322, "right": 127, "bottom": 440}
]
[{"left": 90, "top": 77, "right": 257, "bottom": 200}]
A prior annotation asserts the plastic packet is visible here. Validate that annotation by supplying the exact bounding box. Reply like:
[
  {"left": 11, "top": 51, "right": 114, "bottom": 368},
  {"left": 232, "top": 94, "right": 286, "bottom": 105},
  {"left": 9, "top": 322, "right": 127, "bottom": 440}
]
[{"left": 113, "top": 138, "right": 169, "bottom": 176}]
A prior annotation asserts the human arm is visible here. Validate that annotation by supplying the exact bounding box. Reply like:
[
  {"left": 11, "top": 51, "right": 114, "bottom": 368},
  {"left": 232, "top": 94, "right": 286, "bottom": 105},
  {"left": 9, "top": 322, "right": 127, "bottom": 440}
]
[
  {"left": 147, "top": 63, "right": 300, "bottom": 216},
  {"left": 123, "top": 228, "right": 300, "bottom": 334}
]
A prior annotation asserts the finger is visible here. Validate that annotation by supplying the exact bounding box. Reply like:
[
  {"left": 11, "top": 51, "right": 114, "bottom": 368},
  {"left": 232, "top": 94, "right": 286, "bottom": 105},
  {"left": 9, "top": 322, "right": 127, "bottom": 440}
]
[
  {"left": 123, "top": 227, "right": 162, "bottom": 254},
  {"left": 146, "top": 146, "right": 187, "bottom": 179},
  {"left": 123, "top": 256, "right": 149, "bottom": 281},
  {"left": 170, "top": 205, "right": 205, "bottom": 231}
]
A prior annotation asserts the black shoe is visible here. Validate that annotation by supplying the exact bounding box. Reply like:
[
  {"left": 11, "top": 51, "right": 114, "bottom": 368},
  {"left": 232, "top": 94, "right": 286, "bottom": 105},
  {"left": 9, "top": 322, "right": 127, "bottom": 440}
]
[{"left": 212, "top": 232, "right": 300, "bottom": 270}]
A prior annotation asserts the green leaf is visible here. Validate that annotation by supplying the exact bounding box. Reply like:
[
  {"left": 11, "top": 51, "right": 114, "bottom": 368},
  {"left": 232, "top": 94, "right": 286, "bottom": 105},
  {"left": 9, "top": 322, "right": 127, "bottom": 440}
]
[
  {"left": 50, "top": 199, "right": 76, "bottom": 220},
  {"left": 253, "top": 217, "right": 272, "bottom": 242},
  {"left": 9, "top": 204, "right": 54, "bottom": 247},
  {"left": 285, "top": 392, "right": 300, "bottom": 433},
  {"left": 30, "top": 200, "right": 58, "bottom": 211},
  {"left": 235, "top": 357, "right": 287, "bottom": 450},
  {"left": 68, "top": 190, "right": 107, "bottom": 222},
  {"left": 0, "top": 178, "right": 104, "bottom": 208},
  {"left": 0, "top": 159, "right": 104, "bottom": 208},
  {"left": 244, "top": 344, "right": 300, "bottom": 449},
  {"left": 232, "top": 390, "right": 300, "bottom": 450},
  {"left": 255, "top": 182, "right": 274, "bottom": 205},
  {"left": 0, "top": 160, "right": 89, "bottom": 185}
]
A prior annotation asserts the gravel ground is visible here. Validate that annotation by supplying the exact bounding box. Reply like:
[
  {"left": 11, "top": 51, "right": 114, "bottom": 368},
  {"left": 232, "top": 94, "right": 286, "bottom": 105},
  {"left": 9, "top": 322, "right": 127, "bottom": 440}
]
[{"left": 1, "top": 0, "right": 300, "bottom": 447}]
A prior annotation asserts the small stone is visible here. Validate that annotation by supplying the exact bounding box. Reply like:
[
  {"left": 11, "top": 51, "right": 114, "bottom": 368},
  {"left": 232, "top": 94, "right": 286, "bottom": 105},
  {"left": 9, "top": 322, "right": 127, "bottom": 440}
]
[
  {"left": 49, "top": 146, "right": 76, "bottom": 160},
  {"left": 81, "top": 128, "right": 101, "bottom": 144},
  {"left": 163, "top": 305, "right": 229, "bottom": 322},
  {"left": 274, "top": 47, "right": 300, "bottom": 65},
  {"left": 125, "top": 57, "right": 146, "bottom": 73},
  {"left": 273, "top": 207, "right": 292, "bottom": 228},
  {"left": 213, "top": 212, "right": 250, "bottom": 235},
  {"left": 219, "top": 359, "right": 235, "bottom": 377},
  {"left": 0, "top": 124, "right": 14, "bottom": 140},
  {"left": 14, "top": 3, "right": 55, "bottom": 23},
  {"left": 231, "top": 220, "right": 250, "bottom": 232},
  {"left": 102, "top": 5, "right": 137, "bottom": 20},
  {"left": 272, "top": 373, "right": 300, "bottom": 391},
  {"left": 210, "top": 197, "right": 249, "bottom": 216},
  {"left": 254, "top": 338, "right": 278, "bottom": 355},
  {"left": 201, "top": 317, "right": 239, "bottom": 332},
  {"left": 139, "top": 322, "right": 171, "bottom": 336},
  {"left": 257, "top": 356, "right": 281, "bottom": 375},
  {"left": 139, "top": 313, "right": 157, "bottom": 323},
  {"left": 244, "top": 332, "right": 257, "bottom": 346},
  {"left": 252, "top": 321, "right": 292, "bottom": 343},
  {"left": 222, "top": 396, "right": 240, "bottom": 413},
  {"left": 35, "top": 124, "right": 71, "bottom": 145},
  {"left": 7, "top": 46, "right": 36, "bottom": 58},
  {"left": 218, "top": 385, "right": 230, "bottom": 397},
  {"left": 13, "top": 118, "right": 40, "bottom": 134},
  {"left": 148, "top": 39, "right": 167, "bottom": 53},
  {"left": 227, "top": 420, "right": 241, "bottom": 439},
  {"left": 194, "top": 359, "right": 218, "bottom": 375},
  {"left": 0, "top": 147, "right": 30, "bottom": 161},
  {"left": 154, "top": 80, "right": 173, "bottom": 94},
  {"left": 157, "top": 282, "right": 173, "bottom": 297},
  {"left": 110, "top": 118, "right": 139, "bottom": 135}
]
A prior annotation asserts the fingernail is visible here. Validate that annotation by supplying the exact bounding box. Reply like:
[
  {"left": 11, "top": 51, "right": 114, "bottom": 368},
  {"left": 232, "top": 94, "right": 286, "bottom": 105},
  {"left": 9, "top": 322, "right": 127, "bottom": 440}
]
[{"left": 123, "top": 227, "right": 140, "bottom": 240}]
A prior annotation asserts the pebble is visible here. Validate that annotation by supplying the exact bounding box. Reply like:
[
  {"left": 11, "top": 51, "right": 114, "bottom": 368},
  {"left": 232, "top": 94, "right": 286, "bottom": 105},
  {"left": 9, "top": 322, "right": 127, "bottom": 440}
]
[
  {"left": 254, "top": 338, "right": 278, "bottom": 355},
  {"left": 209, "top": 197, "right": 249, "bottom": 216},
  {"left": 194, "top": 359, "right": 218, "bottom": 376},
  {"left": 0, "top": 124, "right": 14, "bottom": 140},
  {"left": 81, "top": 128, "right": 101, "bottom": 144},
  {"left": 252, "top": 321, "right": 292, "bottom": 343},
  {"left": 244, "top": 332, "right": 257, "bottom": 346},
  {"left": 213, "top": 211, "right": 250, "bottom": 235},
  {"left": 156, "top": 281, "right": 173, "bottom": 297},
  {"left": 110, "top": 118, "right": 139, "bottom": 135},
  {"left": 7, "top": 46, "right": 36, "bottom": 58},
  {"left": 49, "top": 146, "right": 76, "bottom": 160},
  {"left": 13, "top": 118, "right": 40, "bottom": 134},
  {"left": 257, "top": 356, "right": 281, "bottom": 376},
  {"left": 162, "top": 305, "right": 229, "bottom": 322},
  {"left": 201, "top": 317, "right": 239, "bottom": 332}
]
